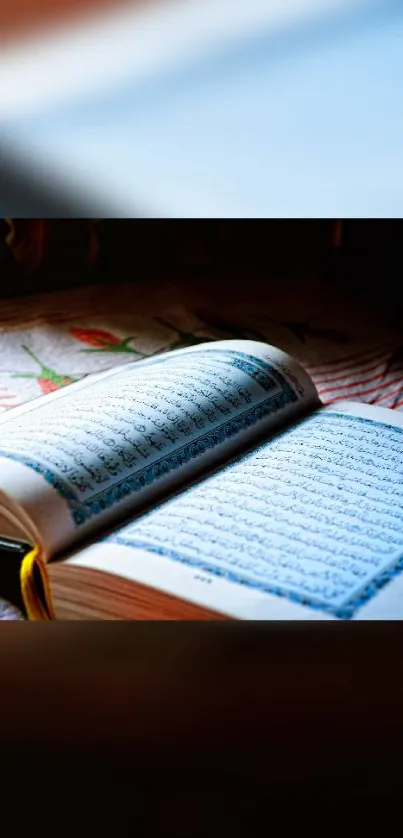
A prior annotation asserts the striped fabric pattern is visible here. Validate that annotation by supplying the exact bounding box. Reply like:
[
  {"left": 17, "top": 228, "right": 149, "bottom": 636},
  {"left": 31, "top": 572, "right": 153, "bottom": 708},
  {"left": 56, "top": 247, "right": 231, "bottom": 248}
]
[
  {"left": 0, "top": 387, "right": 19, "bottom": 411},
  {"left": 306, "top": 344, "right": 403, "bottom": 411}
]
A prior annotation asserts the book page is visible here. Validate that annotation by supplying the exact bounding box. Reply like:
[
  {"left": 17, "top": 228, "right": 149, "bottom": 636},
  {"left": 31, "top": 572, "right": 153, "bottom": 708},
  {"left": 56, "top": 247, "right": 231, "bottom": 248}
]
[
  {"left": 67, "top": 400, "right": 403, "bottom": 620},
  {"left": 0, "top": 340, "right": 317, "bottom": 557}
]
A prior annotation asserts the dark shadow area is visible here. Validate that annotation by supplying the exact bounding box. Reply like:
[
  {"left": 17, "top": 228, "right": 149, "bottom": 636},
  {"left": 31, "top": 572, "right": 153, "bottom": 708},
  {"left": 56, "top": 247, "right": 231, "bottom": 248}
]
[
  {"left": 1, "top": 623, "right": 403, "bottom": 823},
  {"left": 0, "top": 148, "right": 98, "bottom": 218},
  {"left": 1, "top": 219, "right": 403, "bottom": 310}
]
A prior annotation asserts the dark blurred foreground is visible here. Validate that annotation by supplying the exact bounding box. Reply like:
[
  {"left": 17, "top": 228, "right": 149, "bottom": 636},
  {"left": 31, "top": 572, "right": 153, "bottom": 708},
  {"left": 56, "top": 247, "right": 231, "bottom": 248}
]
[{"left": 1, "top": 623, "right": 402, "bottom": 824}]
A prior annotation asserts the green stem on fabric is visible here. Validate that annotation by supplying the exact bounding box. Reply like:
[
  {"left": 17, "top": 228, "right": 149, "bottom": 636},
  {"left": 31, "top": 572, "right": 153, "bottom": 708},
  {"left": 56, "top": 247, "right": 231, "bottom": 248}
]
[
  {"left": 80, "top": 345, "right": 145, "bottom": 355},
  {"left": 16, "top": 346, "right": 76, "bottom": 385},
  {"left": 21, "top": 345, "right": 56, "bottom": 377}
]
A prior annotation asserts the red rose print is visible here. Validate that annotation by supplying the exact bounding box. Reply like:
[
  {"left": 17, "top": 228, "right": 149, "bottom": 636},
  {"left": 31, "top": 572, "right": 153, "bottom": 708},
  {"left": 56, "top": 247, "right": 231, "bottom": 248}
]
[
  {"left": 69, "top": 327, "right": 123, "bottom": 348},
  {"left": 69, "top": 326, "right": 145, "bottom": 356},
  {"left": 37, "top": 377, "right": 75, "bottom": 395}
]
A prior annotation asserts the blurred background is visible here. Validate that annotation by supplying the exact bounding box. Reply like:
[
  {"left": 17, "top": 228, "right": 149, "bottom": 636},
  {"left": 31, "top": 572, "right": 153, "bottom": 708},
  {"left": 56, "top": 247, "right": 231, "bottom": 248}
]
[
  {"left": 0, "top": 0, "right": 137, "bottom": 41},
  {"left": 1, "top": 219, "right": 402, "bottom": 308},
  {"left": 1, "top": 1, "right": 403, "bottom": 217}
]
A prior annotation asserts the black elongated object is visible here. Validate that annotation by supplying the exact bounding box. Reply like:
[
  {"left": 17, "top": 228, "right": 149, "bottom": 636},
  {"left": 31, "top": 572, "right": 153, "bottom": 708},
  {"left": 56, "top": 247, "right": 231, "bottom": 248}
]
[{"left": 0, "top": 537, "right": 33, "bottom": 615}]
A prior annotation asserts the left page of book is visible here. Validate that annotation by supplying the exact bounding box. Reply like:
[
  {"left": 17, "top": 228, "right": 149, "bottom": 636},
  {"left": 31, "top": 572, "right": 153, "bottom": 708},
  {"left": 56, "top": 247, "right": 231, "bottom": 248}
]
[{"left": 0, "top": 340, "right": 318, "bottom": 558}]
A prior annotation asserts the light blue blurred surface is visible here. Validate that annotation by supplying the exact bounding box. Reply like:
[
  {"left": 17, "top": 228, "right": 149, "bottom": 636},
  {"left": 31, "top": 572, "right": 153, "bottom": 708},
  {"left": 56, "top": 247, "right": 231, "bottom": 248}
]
[{"left": 2, "top": 1, "right": 403, "bottom": 216}]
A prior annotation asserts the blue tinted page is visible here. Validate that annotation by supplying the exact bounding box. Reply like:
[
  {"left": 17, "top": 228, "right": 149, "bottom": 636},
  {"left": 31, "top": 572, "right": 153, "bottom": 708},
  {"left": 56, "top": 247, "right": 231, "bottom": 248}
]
[
  {"left": 108, "top": 406, "right": 403, "bottom": 619},
  {"left": 2, "top": 2, "right": 403, "bottom": 216},
  {"left": 0, "top": 342, "right": 313, "bottom": 552}
]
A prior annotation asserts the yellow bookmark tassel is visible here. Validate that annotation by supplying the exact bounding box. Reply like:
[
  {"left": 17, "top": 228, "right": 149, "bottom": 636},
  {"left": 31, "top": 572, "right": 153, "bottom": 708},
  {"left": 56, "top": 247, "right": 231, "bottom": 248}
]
[{"left": 20, "top": 546, "right": 55, "bottom": 621}]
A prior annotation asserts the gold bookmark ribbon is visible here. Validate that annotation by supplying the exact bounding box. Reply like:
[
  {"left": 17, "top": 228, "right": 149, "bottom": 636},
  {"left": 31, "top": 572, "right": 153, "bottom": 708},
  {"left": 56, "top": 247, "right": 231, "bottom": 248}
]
[{"left": 20, "top": 547, "right": 55, "bottom": 621}]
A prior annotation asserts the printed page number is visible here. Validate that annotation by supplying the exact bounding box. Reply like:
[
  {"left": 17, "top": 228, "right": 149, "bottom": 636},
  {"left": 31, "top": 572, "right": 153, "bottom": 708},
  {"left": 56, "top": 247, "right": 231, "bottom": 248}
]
[{"left": 194, "top": 574, "right": 212, "bottom": 584}]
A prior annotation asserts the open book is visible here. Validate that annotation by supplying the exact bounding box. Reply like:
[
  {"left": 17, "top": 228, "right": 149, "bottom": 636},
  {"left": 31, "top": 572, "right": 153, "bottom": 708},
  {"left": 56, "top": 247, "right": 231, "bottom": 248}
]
[{"left": 1, "top": 339, "right": 403, "bottom": 621}]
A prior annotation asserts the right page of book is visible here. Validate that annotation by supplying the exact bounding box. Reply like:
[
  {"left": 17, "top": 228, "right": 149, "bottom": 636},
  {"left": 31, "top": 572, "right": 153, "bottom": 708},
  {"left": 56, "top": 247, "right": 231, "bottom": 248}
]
[{"left": 68, "top": 400, "right": 403, "bottom": 620}]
